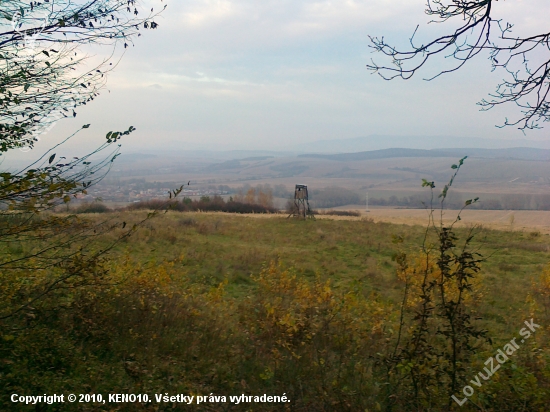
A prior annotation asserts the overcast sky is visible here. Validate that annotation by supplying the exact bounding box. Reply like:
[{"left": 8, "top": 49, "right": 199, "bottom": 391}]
[{"left": 8, "top": 0, "right": 550, "bottom": 159}]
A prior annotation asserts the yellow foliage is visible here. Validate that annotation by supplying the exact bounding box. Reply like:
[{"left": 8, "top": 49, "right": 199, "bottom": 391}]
[
  {"left": 243, "top": 261, "right": 393, "bottom": 363},
  {"left": 397, "top": 252, "right": 483, "bottom": 309},
  {"left": 535, "top": 264, "right": 550, "bottom": 304},
  {"left": 531, "top": 264, "right": 550, "bottom": 331}
]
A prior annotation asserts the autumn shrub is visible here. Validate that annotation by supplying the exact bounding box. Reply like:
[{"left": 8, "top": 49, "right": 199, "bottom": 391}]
[
  {"left": 533, "top": 265, "right": 550, "bottom": 322},
  {"left": 237, "top": 262, "right": 393, "bottom": 411},
  {"left": 0, "top": 253, "right": 118, "bottom": 410},
  {"left": 126, "top": 196, "right": 277, "bottom": 214},
  {"left": 0, "top": 255, "right": 241, "bottom": 411},
  {"left": 233, "top": 187, "right": 274, "bottom": 208},
  {"left": 374, "top": 158, "right": 494, "bottom": 411},
  {"left": 461, "top": 268, "right": 550, "bottom": 411},
  {"left": 77, "top": 258, "right": 241, "bottom": 398},
  {"left": 381, "top": 244, "right": 490, "bottom": 410},
  {"left": 74, "top": 202, "right": 111, "bottom": 214}
]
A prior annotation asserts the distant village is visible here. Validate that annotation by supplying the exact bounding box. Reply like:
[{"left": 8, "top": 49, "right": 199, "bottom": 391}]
[{"left": 78, "top": 179, "right": 233, "bottom": 204}]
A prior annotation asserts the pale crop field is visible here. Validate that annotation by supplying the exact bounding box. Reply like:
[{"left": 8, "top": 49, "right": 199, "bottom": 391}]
[{"left": 350, "top": 207, "right": 550, "bottom": 234}]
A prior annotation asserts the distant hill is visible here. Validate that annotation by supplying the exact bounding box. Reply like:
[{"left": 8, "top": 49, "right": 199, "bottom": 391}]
[
  {"left": 292, "top": 135, "right": 550, "bottom": 153},
  {"left": 117, "top": 153, "right": 158, "bottom": 162},
  {"left": 299, "top": 147, "right": 550, "bottom": 162}
]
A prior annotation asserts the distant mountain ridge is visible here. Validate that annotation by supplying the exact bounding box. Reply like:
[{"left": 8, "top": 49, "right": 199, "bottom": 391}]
[
  {"left": 299, "top": 147, "right": 550, "bottom": 162},
  {"left": 293, "top": 135, "right": 550, "bottom": 153}
]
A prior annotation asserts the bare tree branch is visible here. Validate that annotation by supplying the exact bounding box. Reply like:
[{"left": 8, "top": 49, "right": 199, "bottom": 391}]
[{"left": 368, "top": 0, "right": 550, "bottom": 131}]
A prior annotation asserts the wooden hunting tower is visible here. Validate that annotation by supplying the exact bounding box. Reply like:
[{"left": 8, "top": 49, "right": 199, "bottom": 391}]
[{"left": 289, "top": 184, "right": 314, "bottom": 219}]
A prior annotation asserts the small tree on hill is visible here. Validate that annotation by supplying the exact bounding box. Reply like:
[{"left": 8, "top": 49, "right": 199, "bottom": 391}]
[{"left": 381, "top": 158, "right": 490, "bottom": 410}]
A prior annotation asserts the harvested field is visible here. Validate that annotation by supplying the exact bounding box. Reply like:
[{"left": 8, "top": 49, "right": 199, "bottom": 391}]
[
  {"left": 194, "top": 207, "right": 550, "bottom": 233},
  {"left": 330, "top": 206, "right": 550, "bottom": 233}
]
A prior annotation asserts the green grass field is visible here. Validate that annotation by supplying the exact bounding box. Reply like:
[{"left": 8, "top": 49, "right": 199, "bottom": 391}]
[
  {"left": 3, "top": 210, "right": 550, "bottom": 411},
  {"left": 111, "top": 211, "right": 548, "bottom": 328}
]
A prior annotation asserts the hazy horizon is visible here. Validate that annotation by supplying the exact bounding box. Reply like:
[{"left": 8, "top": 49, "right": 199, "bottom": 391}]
[{"left": 3, "top": 0, "right": 550, "bottom": 162}]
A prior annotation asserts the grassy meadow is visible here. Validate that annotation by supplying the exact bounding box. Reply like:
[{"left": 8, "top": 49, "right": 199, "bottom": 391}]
[
  {"left": 2, "top": 210, "right": 550, "bottom": 411},
  {"left": 109, "top": 211, "right": 548, "bottom": 321}
]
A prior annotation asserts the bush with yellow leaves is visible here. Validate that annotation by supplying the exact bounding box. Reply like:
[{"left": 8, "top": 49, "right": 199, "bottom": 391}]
[{"left": 238, "top": 261, "right": 394, "bottom": 411}]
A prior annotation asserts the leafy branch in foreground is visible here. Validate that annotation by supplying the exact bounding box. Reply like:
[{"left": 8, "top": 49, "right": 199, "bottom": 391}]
[
  {"left": 0, "top": 0, "right": 165, "bottom": 152},
  {"left": 0, "top": 126, "right": 185, "bottom": 325},
  {"left": 368, "top": 0, "right": 550, "bottom": 131},
  {"left": 381, "top": 158, "right": 489, "bottom": 410}
]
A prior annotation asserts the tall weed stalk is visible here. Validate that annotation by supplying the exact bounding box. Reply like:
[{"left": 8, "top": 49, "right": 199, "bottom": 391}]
[{"left": 382, "top": 157, "right": 489, "bottom": 410}]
